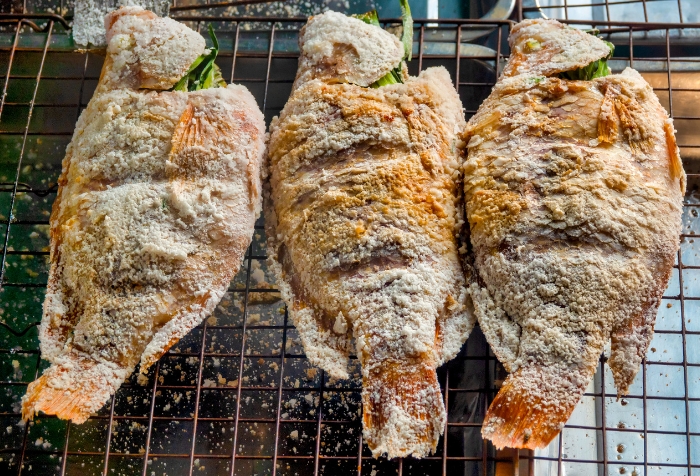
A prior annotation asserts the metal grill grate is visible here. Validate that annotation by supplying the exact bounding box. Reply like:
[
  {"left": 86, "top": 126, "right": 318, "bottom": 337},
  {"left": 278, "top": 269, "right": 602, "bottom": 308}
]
[
  {"left": 521, "top": 0, "right": 696, "bottom": 23},
  {"left": 0, "top": 3, "right": 700, "bottom": 475}
]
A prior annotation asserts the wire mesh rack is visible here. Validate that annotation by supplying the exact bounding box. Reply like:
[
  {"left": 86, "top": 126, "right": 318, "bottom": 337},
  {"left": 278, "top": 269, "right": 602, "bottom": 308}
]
[
  {"left": 1, "top": 0, "right": 700, "bottom": 475},
  {"left": 520, "top": 0, "right": 697, "bottom": 23}
]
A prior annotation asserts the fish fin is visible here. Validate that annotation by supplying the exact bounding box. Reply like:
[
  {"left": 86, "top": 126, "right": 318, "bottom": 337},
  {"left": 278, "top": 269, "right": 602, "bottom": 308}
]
[
  {"left": 598, "top": 84, "right": 620, "bottom": 144},
  {"left": 362, "top": 359, "right": 445, "bottom": 459},
  {"left": 270, "top": 241, "right": 352, "bottom": 380},
  {"left": 168, "top": 97, "right": 255, "bottom": 180},
  {"left": 609, "top": 317, "right": 652, "bottom": 396},
  {"left": 139, "top": 259, "right": 239, "bottom": 372},
  {"left": 290, "top": 306, "right": 351, "bottom": 380},
  {"left": 138, "top": 301, "right": 212, "bottom": 373},
  {"left": 468, "top": 282, "right": 520, "bottom": 371},
  {"left": 482, "top": 364, "right": 588, "bottom": 450},
  {"left": 434, "top": 286, "right": 475, "bottom": 365},
  {"left": 609, "top": 295, "right": 664, "bottom": 395},
  {"left": 169, "top": 101, "right": 225, "bottom": 178},
  {"left": 598, "top": 82, "right": 660, "bottom": 154},
  {"left": 610, "top": 255, "right": 675, "bottom": 395},
  {"left": 608, "top": 86, "right": 656, "bottom": 153},
  {"left": 22, "top": 356, "right": 123, "bottom": 424},
  {"left": 170, "top": 102, "right": 196, "bottom": 155},
  {"left": 664, "top": 119, "right": 686, "bottom": 194}
]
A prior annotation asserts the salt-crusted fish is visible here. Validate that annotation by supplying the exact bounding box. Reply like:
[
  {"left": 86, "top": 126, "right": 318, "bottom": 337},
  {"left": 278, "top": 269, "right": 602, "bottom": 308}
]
[
  {"left": 463, "top": 19, "right": 685, "bottom": 449},
  {"left": 265, "top": 10, "right": 474, "bottom": 458},
  {"left": 22, "top": 7, "right": 265, "bottom": 423}
]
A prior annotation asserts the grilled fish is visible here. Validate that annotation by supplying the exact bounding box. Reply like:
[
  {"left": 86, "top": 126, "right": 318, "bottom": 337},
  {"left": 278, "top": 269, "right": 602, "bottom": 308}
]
[
  {"left": 22, "top": 7, "right": 265, "bottom": 423},
  {"left": 463, "top": 19, "right": 685, "bottom": 449},
  {"left": 266, "top": 11, "right": 474, "bottom": 458}
]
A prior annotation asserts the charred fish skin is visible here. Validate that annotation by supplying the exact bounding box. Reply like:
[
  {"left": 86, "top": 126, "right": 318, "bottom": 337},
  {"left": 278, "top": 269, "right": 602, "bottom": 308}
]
[
  {"left": 265, "top": 11, "right": 474, "bottom": 459},
  {"left": 464, "top": 18, "right": 685, "bottom": 450},
  {"left": 21, "top": 7, "right": 265, "bottom": 423}
]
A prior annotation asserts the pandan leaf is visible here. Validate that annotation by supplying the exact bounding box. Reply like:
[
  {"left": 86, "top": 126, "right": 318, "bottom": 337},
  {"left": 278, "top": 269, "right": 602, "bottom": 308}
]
[
  {"left": 172, "top": 25, "right": 226, "bottom": 92},
  {"left": 212, "top": 63, "right": 227, "bottom": 88},
  {"left": 353, "top": 9, "right": 380, "bottom": 27}
]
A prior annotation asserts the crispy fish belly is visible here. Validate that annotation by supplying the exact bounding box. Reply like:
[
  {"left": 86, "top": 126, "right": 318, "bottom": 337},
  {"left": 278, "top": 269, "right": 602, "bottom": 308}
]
[
  {"left": 21, "top": 7, "right": 265, "bottom": 423},
  {"left": 464, "top": 19, "right": 685, "bottom": 450},
  {"left": 266, "top": 12, "right": 473, "bottom": 459}
]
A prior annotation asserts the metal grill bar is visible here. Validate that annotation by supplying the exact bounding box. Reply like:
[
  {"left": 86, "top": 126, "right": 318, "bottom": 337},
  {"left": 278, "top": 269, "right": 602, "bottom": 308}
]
[
  {"left": 522, "top": 0, "right": 689, "bottom": 23},
  {"left": 170, "top": 0, "right": 284, "bottom": 12},
  {"left": 140, "top": 361, "right": 160, "bottom": 476},
  {"left": 229, "top": 248, "right": 254, "bottom": 475},
  {"left": 0, "top": 5, "right": 699, "bottom": 475},
  {"left": 101, "top": 391, "right": 117, "bottom": 476},
  {"left": 600, "top": 358, "right": 609, "bottom": 476},
  {"left": 0, "top": 22, "right": 53, "bottom": 476},
  {"left": 312, "top": 370, "right": 324, "bottom": 476},
  {"left": 0, "top": 18, "right": 51, "bottom": 308}
]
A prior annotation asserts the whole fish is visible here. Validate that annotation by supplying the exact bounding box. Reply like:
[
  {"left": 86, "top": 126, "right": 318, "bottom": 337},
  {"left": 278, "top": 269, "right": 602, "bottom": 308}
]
[
  {"left": 463, "top": 18, "right": 685, "bottom": 449},
  {"left": 266, "top": 10, "right": 474, "bottom": 458},
  {"left": 22, "top": 7, "right": 265, "bottom": 423}
]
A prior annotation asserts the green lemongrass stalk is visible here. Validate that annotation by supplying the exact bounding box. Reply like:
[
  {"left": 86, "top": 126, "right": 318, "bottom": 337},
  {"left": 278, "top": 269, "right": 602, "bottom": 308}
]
[
  {"left": 172, "top": 25, "right": 227, "bottom": 92},
  {"left": 399, "top": 0, "right": 413, "bottom": 62}
]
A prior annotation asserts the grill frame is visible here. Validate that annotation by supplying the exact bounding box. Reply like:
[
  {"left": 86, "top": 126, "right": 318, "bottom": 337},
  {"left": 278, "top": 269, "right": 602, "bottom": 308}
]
[
  {"left": 0, "top": 2, "right": 699, "bottom": 475},
  {"left": 520, "top": 0, "right": 692, "bottom": 24}
]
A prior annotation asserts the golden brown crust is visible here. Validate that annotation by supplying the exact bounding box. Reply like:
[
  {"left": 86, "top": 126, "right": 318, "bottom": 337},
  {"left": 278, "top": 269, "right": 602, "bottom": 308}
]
[
  {"left": 22, "top": 7, "right": 265, "bottom": 424},
  {"left": 465, "top": 20, "right": 685, "bottom": 450},
  {"left": 266, "top": 21, "right": 472, "bottom": 456}
]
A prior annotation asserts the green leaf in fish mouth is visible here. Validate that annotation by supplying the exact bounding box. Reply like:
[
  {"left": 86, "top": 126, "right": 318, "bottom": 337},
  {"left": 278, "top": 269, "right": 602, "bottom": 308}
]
[
  {"left": 353, "top": 0, "right": 413, "bottom": 88},
  {"left": 557, "top": 35, "right": 615, "bottom": 81},
  {"left": 353, "top": 9, "right": 381, "bottom": 27},
  {"left": 171, "top": 24, "right": 227, "bottom": 92}
]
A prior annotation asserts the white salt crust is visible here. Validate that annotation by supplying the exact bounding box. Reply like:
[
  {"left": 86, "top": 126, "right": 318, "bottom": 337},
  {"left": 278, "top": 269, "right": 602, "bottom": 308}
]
[
  {"left": 266, "top": 11, "right": 473, "bottom": 459},
  {"left": 464, "top": 18, "right": 685, "bottom": 448},
  {"left": 21, "top": 7, "right": 265, "bottom": 423},
  {"left": 292, "top": 11, "right": 405, "bottom": 90},
  {"left": 503, "top": 18, "right": 614, "bottom": 78}
]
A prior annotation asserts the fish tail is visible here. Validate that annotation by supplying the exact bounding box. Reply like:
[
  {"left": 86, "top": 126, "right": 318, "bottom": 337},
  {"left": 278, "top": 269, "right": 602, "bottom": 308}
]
[
  {"left": 362, "top": 359, "right": 445, "bottom": 459},
  {"left": 22, "top": 356, "right": 121, "bottom": 424},
  {"left": 482, "top": 364, "right": 588, "bottom": 450}
]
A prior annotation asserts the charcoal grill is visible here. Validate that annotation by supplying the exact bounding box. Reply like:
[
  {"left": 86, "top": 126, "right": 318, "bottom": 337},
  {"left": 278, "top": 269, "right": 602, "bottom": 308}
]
[{"left": 1, "top": 0, "right": 699, "bottom": 474}]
